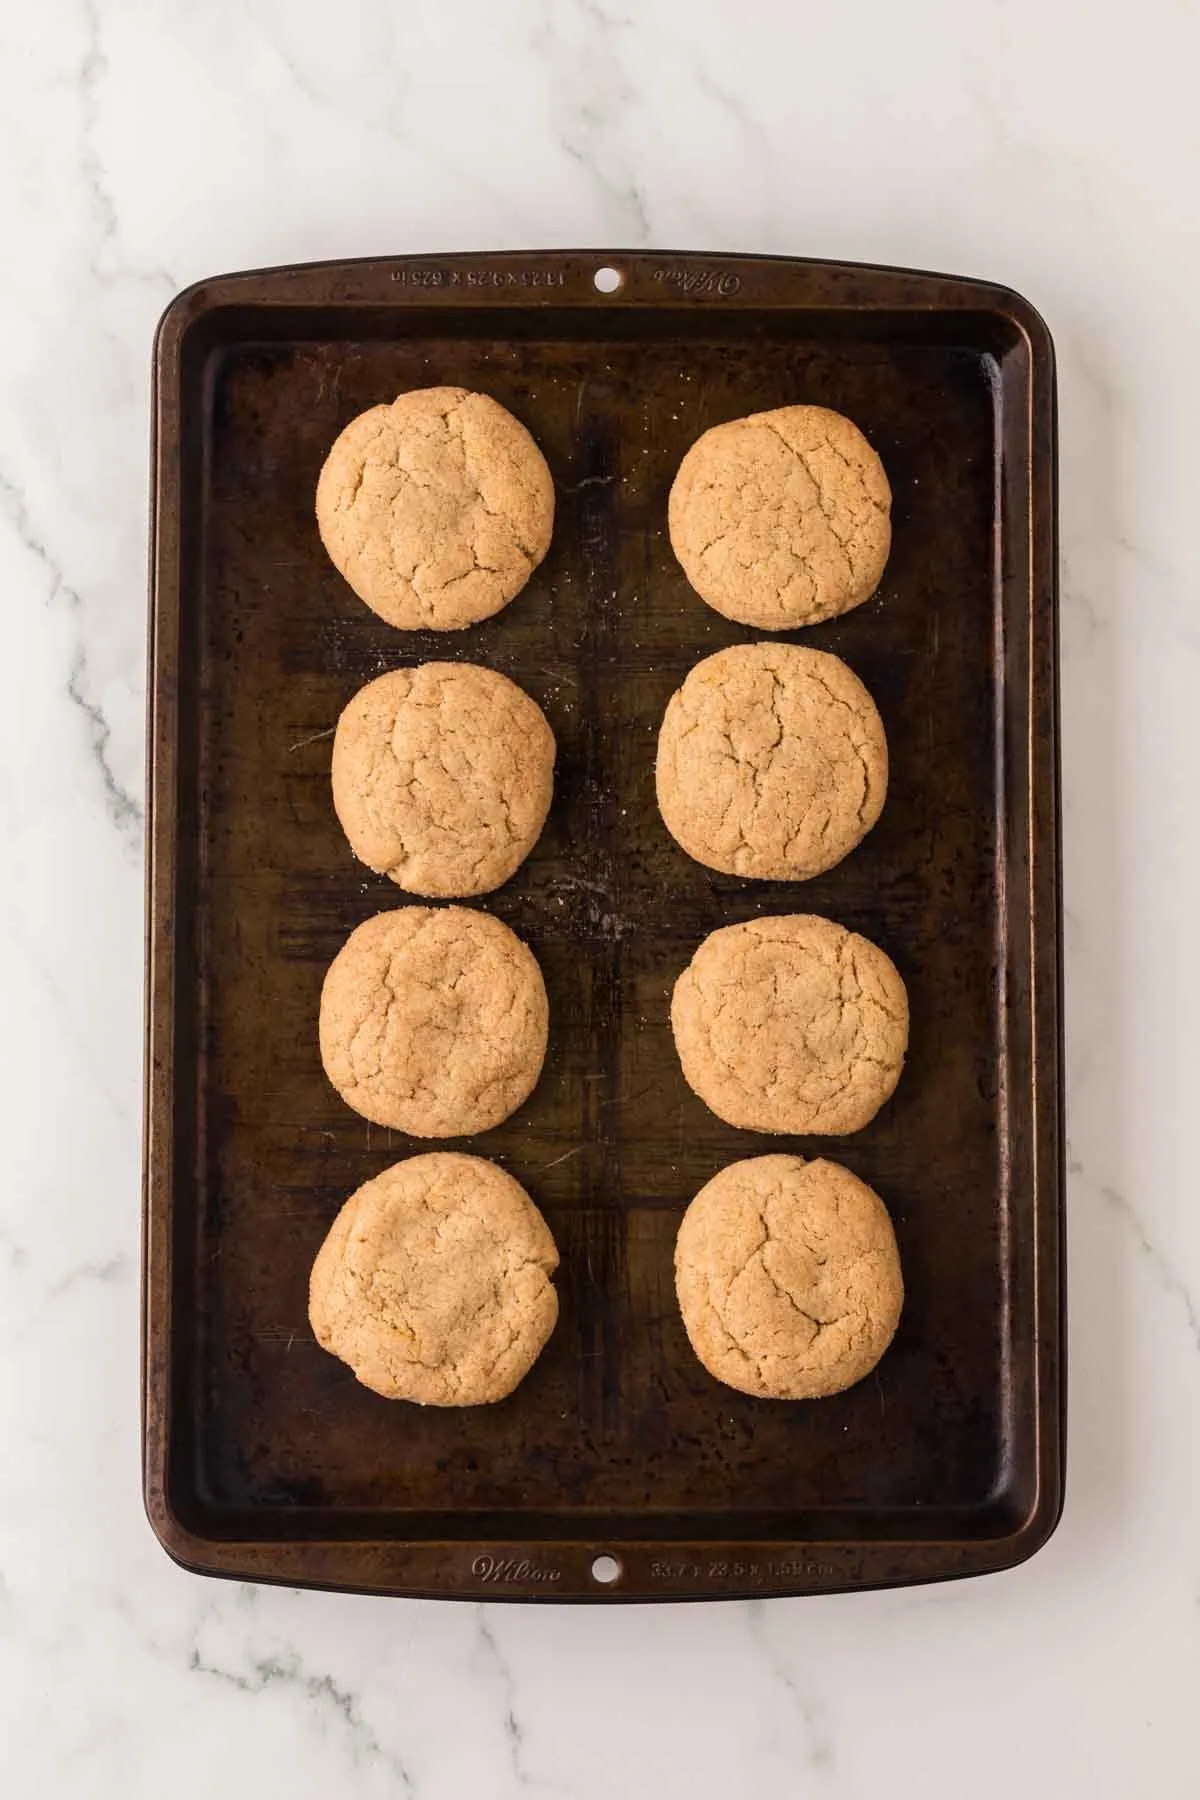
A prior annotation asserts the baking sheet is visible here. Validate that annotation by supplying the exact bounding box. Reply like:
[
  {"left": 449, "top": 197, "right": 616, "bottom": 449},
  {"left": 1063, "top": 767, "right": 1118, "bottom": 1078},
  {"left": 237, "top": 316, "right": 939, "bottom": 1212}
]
[{"left": 144, "top": 250, "right": 1062, "bottom": 1599}]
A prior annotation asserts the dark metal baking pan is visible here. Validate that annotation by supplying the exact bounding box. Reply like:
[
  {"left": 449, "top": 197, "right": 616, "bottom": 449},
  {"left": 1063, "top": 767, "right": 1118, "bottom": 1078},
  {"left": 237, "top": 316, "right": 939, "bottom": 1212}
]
[{"left": 144, "top": 250, "right": 1062, "bottom": 1600}]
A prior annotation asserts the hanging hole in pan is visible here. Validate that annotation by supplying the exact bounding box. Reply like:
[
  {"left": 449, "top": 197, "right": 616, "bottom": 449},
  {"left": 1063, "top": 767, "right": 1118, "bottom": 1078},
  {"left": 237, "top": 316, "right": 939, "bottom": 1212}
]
[
  {"left": 593, "top": 266, "right": 624, "bottom": 294},
  {"left": 590, "top": 1553, "right": 622, "bottom": 1585}
]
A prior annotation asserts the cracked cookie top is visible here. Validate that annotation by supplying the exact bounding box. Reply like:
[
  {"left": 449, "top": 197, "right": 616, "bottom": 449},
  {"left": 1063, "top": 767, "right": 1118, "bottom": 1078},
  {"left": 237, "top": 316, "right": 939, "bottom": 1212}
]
[
  {"left": 319, "top": 906, "right": 548, "bottom": 1136},
  {"left": 668, "top": 403, "right": 891, "bottom": 629},
  {"left": 316, "top": 387, "right": 555, "bottom": 630},
  {"left": 332, "top": 662, "right": 555, "bottom": 897},
  {"left": 674, "top": 1153, "right": 903, "bottom": 1399},
  {"left": 656, "top": 643, "right": 887, "bottom": 880},
  {"left": 309, "top": 1153, "right": 559, "bottom": 1405},
  {"left": 671, "top": 914, "right": 908, "bottom": 1135}
]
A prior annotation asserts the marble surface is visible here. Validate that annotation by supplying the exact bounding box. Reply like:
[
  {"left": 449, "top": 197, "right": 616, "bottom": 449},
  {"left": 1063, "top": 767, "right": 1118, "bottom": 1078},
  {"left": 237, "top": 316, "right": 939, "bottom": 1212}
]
[{"left": 1, "top": 1, "right": 1198, "bottom": 1794}]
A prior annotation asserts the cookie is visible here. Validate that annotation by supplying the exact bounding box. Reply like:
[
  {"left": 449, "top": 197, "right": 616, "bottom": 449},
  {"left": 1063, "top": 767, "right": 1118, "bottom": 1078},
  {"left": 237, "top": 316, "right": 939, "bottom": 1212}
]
[
  {"left": 656, "top": 643, "right": 887, "bottom": 880},
  {"left": 671, "top": 915, "right": 907, "bottom": 1134},
  {"left": 309, "top": 1153, "right": 559, "bottom": 1404},
  {"left": 319, "top": 906, "right": 548, "bottom": 1136},
  {"left": 315, "top": 387, "right": 554, "bottom": 630},
  {"left": 668, "top": 403, "right": 891, "bottom": 629},
  {"left": 332, "top": 662, "right": 555, "bottom": 897},
  {"left": 674, "top": 1154, "right": 903, "bottom": 1399}
]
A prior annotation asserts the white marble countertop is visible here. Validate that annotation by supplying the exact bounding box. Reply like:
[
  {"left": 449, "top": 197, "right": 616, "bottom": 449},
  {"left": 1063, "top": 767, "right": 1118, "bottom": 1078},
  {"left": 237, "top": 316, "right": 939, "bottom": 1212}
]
[{"left": 1, "top": 1, "right": 1197, "bottom": 1794}]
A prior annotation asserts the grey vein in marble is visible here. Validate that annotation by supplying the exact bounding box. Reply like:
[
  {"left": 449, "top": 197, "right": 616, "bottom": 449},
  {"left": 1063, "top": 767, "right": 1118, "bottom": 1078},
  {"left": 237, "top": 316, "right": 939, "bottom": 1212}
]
[
  {"left": 66, "top": 646, "right": 142, "bottom": 837},
  {"left": 76, "top": 0, "right": 174, "bottom": 294},
  {"left": 1098, "top": 1180, "right": 1200, "bottom": 1353},
  {"left": 474, "top": 1609, "right": 540, "bottom": 1792},
  {"left": 78, "top": 0, "right": 118, "bottom": 260},
  {"left": 248, "top": 6, "right": 525, "bottom": 226},
  {"left": 746, "top": 1601, "right": 835, "bottom": 1773},
  {"left": 534, "top": 0, "right": 651, "bottom": 239},
  {"left": 189, "top": 1642, "right": 416, "bottom": 1790},
  {"left": 0, "top": 1222, "right": 29, "bottom": 1272},
  {"left": 0, "top": 468, "right": 142, "bottom": 844},
  {"left": 46, "top": 1253, "right": 131, "bottom": 1304}
]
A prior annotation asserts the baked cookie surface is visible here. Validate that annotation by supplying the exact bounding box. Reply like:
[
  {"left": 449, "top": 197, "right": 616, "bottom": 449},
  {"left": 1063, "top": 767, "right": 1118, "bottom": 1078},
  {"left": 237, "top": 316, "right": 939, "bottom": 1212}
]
[
  {"left": 674, "top": 1153, "right": 902, "bottom": 1399},
  {"left": 332, "top": 662, "right": 555, "bottom": 896},
  {"left": 319, "top": 906, "right": 548, "bottom": 1135},
  {"left": 668, "top": 403, "right": 891, "bottom": 628},
  {"left": 310, "top": 1153, "right": 559, "bottom": 1405},
  {"left": 656, "top": 642, "right": 887, "bottom": 879},
  {"left": 671, "top": 914, "right": 908, "bottom": 1135},
  {"left": 316, "top": 387, "right": 554, "bottom": 630}
]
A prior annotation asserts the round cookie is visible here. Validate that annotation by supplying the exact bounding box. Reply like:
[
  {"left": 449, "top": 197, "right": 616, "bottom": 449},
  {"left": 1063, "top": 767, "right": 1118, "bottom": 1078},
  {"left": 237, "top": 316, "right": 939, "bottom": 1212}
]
[
  {"left": 332, "top": 662, "right": 555, "bottom": 897},
  {"left": 668, "top": 403, "right": 891, "bottom": 629},
  {"left": 319, "top": 906, "right": 548, "bottom": 1136},
  {"left": 674, "top": 1154, "right": 903, "bottom": 1399},
  {"left": 671, "top": 915, "right": 907, "bottom": 1135},
  {"left": 656, "top": 643, "right": 887, "bottom": 880},
  {"left": 316, "top": 387, "right": 554, "bottom": 630},
  {"left": 309, "top": 1153, "right": 559, "bottom": 1405}
]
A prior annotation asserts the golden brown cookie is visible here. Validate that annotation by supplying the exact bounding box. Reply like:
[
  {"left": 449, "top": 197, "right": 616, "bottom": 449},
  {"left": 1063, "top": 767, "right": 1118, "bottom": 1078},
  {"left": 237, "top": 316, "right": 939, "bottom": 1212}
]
[
  {"left": 674, "top": 1153, "right": 903, "bottom": 1399},
  {"left": 668, "top": 403, "right": 891, "bottom": 628},
  {"left": 315, "top": 387, "right": 554, "bottom": 630},
  {"left": 319, "top": 907, "right": 548, "bottom": 1135},
  {"left": 671, "top": 915, "right": 907, "bottom": 1134},
  {"left": 656, "top": 643, "right": 887, "bottom": 880},
  {"left": 331, "top": 662, "right": 555, "bottom": 897},
  {"left": 309, "top": 1153, "right": 559, "bottom": 1404}
]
